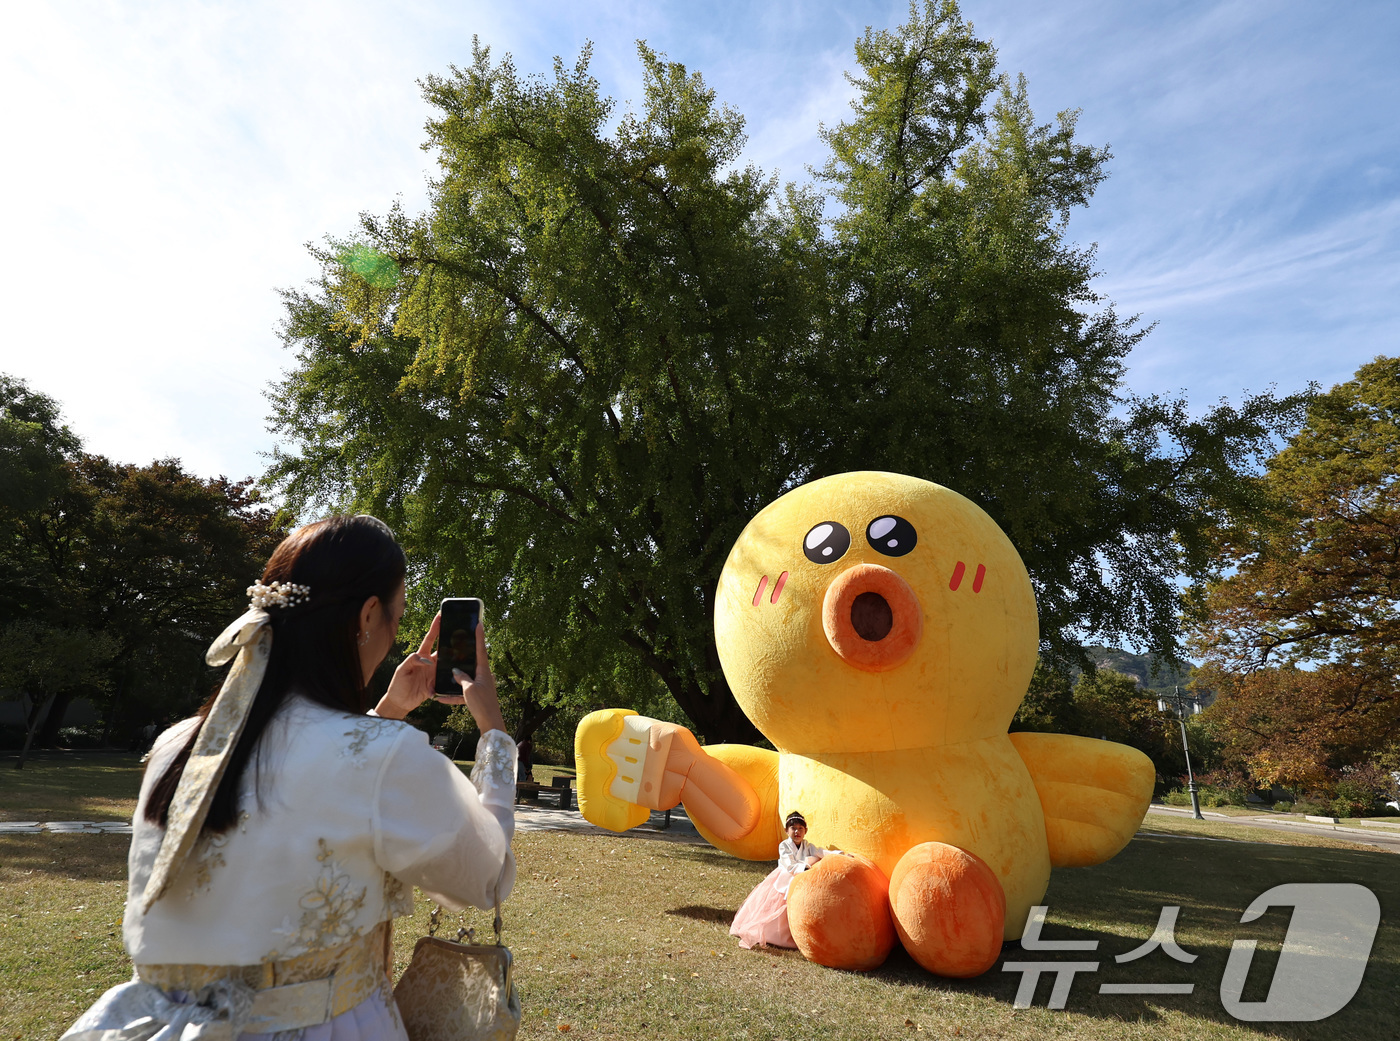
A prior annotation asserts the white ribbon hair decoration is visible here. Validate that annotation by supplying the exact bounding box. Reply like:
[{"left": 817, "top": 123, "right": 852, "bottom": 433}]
[{"left": 138, "top": 608, "right": 273, "bottom": 912}]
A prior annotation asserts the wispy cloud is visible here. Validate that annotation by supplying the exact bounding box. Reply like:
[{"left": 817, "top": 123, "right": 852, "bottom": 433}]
[
  {"left": 1101, "top": 198, "right": 1400, "bottom": 315},
  {"left": 0, "top": 0, "right": 1395, "bottom": 478}
]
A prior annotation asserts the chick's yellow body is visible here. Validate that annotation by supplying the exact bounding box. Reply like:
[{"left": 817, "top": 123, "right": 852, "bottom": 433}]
[
  {"left": 577, "top": 470, "right": 1155, "bottom": 962},
  {"left": 775, "top": 744, "right": 1049, "bottom": 940},
  {"left": 713, "top": 472, "right": 1057, "bottom": 937}
]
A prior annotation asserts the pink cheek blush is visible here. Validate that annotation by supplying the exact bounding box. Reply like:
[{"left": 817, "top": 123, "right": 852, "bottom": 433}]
[
  {"left": 753, "top": 575, "right": 769, "bottom": 607},
  {"left": 770, "top": 571, "right": 789, "bottom": 604}
]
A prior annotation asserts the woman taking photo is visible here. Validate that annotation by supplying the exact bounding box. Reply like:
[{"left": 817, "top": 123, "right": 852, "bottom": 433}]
[{"left": 65, "top": 514, "right": 516, "bottom": 1040}]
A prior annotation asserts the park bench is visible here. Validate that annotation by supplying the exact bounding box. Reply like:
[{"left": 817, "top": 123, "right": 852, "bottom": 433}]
[{"left": 515, "top": 776, "right": 573, "bottom": 810}]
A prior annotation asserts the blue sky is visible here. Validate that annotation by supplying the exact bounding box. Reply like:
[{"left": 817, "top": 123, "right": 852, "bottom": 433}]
[{"left": 1, "top": 0, "right": 1396, "bottom": 482}]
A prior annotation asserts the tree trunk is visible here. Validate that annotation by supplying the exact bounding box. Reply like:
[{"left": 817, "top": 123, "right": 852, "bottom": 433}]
[
  {"left": 671, "top": 675, "right": 765, "bottom": 746},
  {"left": 15, "top": 692, "right": 56, "bottom": 770},
  {"left": 100, "top": 673, "right": 125, "bottom": 748},
  {"left": 37, "top": 688, "right": 76, "bottom": 747},
  {"left": 512, "top": 702, "right": 559, "bottom": 745},
  {"left": 682, "top": 580, "right": 766, "bottom": 746}
]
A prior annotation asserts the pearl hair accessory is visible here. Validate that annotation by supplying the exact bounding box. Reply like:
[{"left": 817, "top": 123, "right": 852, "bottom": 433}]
[{"left": 247, "top": 580, "right": 312, "bottom": 610}]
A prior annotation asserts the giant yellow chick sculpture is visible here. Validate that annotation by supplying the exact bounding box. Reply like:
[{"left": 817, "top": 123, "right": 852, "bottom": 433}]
[{"left": 576, "top": 472, "right": 1155, "bottom": 977}]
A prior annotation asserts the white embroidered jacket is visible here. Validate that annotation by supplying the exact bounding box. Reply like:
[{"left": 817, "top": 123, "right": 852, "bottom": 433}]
[
  {"left": 777, "top": 838, "right": 826, "bottom": 873},
  {"left": 124, "top": 697, "right": 517, "bottom": 966}
]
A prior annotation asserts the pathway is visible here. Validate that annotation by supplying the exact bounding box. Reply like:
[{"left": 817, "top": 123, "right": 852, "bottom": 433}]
[
  {"left": 514, "top": 804, "right": 707, "bottom": 844},
  {"left": 1145, "top": 803, "right": 1400, "bottom": 853},
  {"left": 8, "top": 806, "right": 1394, "bottom": 853},
  {"left": 0, "top": 820, "right": 133, "bottom": 835},
  {"left": 0, "top": 806, "right": 706, "bottom": 844}
]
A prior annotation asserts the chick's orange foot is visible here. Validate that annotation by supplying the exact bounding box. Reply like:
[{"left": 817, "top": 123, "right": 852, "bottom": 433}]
[
  {"left": 889, "top": 842, "right": 1006, "bottom": 978},
  {"left": 787, "top": 854, "right": 896, "bottom": 971}
]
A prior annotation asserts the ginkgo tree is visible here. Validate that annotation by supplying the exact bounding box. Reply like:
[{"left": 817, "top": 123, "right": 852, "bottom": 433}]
[{"left": 268, "top": 1, "right": 1303, "bottom": 742}]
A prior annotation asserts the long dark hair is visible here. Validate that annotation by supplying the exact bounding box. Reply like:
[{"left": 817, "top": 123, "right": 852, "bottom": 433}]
[{"left": 145, "top": 514, "right": 407, "bottom": 833}]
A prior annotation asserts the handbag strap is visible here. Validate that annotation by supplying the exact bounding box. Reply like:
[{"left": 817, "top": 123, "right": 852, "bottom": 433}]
[{"left": 427, "top": 882, "right": 504, "bottom": 946}]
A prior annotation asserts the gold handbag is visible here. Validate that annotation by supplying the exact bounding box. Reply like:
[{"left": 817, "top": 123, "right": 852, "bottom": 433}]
[{"left": 394, "top": 889, "right": 521, "bottom": 1041}]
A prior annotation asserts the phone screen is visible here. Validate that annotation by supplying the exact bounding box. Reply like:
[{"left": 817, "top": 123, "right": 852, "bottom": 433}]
[{"left": 435, "top": 598, "right": 482, "bottom": 696}]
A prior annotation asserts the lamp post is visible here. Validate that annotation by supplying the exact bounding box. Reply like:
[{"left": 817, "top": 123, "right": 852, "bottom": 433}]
[{"left": 1158, "top": 686, "right": 1205, "bottom": 820}]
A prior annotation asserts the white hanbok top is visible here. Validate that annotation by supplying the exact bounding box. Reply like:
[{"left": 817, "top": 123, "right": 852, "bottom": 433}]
[
  {"left": 124, "top": 696, "right": 517, "bottom": 967},
  {"left": 777, "top": 837, "right": 826, "bottom": 874},
  {"left": 774, "top": 837, "right": 828, "bottom": 896}
]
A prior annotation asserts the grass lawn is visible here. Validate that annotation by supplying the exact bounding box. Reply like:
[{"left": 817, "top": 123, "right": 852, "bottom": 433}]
[
  {"left": 0, "top": 752, "right": 573, "bottom": 825},
  {"left": 453, "top": 759, "right": 578, "bottom": 786},
  {"left": 0, "top": 753, "right": 145, "bottom": 823},
  {"left": 2, "top": 758, "right": 1396, "bottom": 1040}
]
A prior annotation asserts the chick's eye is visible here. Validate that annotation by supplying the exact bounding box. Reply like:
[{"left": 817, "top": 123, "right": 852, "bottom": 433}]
[
  {"left": 867, "top": 515, "right": 917, "bottom": 556},
  {"left": 803, "top": 521, "right": 851, "bottom": 564}
]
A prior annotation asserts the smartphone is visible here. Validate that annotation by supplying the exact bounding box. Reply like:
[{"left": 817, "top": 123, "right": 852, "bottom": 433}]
[{"left": 434, "top": 597, "right": 483, "bottom": 696}]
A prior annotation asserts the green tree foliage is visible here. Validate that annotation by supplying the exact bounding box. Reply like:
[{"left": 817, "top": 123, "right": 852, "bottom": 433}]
[
  {"left": 1, "top": 374, "right": 82, "bottom": 618},
  {"left": 0, "top": 621, "right": 119, "bottom": 765},
  {"left": 1191, "top": 355, "right": 1400, "bottom": 788},
  {"left": 66, "top": 455, "right": 286, "bottom": 740},
  {"left": 270, "top": 42, "right": 821, "bottom": 743},
  {"left": 1012, "top": 663, "right": 1206, "bottom": 785},
  {"left": 1068, "top": 669, "right": 1204, "bottom": 781},
  {"left": 813, "top": 3, "right": 1306, "bottom": 663},
  {"left": 268, "top": 2, "right": 1304, "bottom": 742},
  {"left": 1010, "top": 662, "right": 1078, "bottom": 735},
  {"left": 1, "top": 376, "right": 285, "bottom": 755}
]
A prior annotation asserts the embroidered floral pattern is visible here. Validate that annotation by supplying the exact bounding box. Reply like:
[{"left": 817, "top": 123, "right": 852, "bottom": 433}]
[
  {"left": 265, "top": 839, "right": 368, "bottom": 961},
  {"left": 383, "top": 870, "right": 413, "bottom": 918},
  {"left": 186, "top": 833, "right": 227, "bottom": 899},
  {"left": 184, "top": 812, "right": 248, "bottom": 899},
  {"left": 341, "top": 717, "right": 403, "bottom": 765},
  {"left": 470, "top": 729, "right": 517, "bottom": 796}
]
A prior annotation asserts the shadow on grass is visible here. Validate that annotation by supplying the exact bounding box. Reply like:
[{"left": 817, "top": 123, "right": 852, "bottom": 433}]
[
  {"left": 0, "top": 834, "right": 130, "bottom": 883},
  {"left": 667, "top": 904, "right": 736, "bottom": 925},
  {"left": 850, "top": 833, "right": 1397, "bottom": 1040},
  {"left": 662, "top": 844, "right": 772, "bottom": 873}
]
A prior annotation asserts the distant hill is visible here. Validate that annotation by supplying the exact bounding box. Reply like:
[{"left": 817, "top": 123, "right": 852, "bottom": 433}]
[{"left": 1082, "top": 646, "right": 1210, "bottom": 705}]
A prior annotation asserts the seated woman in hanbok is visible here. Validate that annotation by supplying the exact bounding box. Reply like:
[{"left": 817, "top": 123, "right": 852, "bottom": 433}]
[
  {"left": 730, "top": 811, "right": 835, "bottom": 950},
  {"left": 64, "top": 515, "right": 517, "bottom": 1041}
]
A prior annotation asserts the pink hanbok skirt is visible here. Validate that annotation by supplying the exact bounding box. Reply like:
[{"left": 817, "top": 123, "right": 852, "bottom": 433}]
[{"left": 729, "top": 866, "right": 798, "bottom": 950}]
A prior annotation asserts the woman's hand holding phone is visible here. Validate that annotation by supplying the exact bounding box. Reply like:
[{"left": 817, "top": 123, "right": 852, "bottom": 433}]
[
  {"left": 374, "top": 607, "right": 505, "bottom": 737},
  {"left": 374, "top": 614, "right": 442, "bottom": 720},
  {"left": 442, "top": 620, "right": 506, "bottom": 735},
  {"left": 375, "top": 612, "right": 505, "bottom": 736}
]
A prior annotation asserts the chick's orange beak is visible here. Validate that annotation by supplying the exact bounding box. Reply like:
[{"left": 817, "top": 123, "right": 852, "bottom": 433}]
[{"left": 822, "top": 563, "right": 922, "bottom": 672}]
